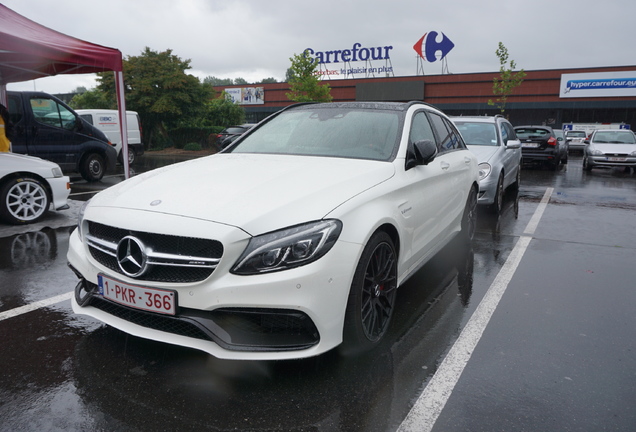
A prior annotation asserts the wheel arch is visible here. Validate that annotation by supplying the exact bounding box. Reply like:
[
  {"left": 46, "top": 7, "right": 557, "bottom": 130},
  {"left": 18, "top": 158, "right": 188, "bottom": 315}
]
[{"left": 0, "top": 172, "right": 53, "bottom": 202}]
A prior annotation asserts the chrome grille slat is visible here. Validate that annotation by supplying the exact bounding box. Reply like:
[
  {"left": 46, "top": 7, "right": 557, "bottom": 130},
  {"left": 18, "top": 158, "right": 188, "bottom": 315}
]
[{"left": 87, "top": 221, "right": 224, "bottom": 283}]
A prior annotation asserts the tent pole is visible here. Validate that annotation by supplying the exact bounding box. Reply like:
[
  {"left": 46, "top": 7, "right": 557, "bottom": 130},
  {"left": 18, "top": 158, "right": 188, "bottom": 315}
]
[{"left": 115, "top": 71, "right": 129, "bottom": 179}]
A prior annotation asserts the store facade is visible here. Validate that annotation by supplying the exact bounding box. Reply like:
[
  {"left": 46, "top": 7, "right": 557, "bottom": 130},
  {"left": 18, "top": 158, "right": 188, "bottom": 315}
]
[{"left": 215, "top": 65, "right": 636, "bottom": 130}]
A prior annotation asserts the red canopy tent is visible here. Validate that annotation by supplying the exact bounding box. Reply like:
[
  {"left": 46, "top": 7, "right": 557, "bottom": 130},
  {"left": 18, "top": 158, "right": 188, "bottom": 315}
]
[{"left": 0, "top": 3, "right": 131, "bottom": 178}]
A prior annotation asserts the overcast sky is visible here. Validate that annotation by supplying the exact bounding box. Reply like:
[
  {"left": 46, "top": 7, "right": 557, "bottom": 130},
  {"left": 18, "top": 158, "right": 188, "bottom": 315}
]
[{"left": 4, "top": 0, "right": 636, "bottom": 94}]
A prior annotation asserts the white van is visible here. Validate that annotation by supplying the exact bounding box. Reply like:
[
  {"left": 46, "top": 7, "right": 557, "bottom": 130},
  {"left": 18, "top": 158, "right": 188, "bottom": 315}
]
[{"left": 76, "top": 109, "right": 144, "bottom": 164}]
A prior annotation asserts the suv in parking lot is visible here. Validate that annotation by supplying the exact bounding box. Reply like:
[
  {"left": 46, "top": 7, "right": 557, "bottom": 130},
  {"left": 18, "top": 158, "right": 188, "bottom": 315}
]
[
  {"left": 452, "top": 115, "right": 521, "bottom": 213},
  {"left": 514, "top": 125, "right": 568, "bottom": 170}
]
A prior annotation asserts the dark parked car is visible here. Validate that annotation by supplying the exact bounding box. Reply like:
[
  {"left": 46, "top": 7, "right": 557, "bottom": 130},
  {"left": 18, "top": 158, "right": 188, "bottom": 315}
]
[
  {"left": 215, "top": 124, "right": 255, "bottom": 149},
  {"left": 514, "top": 125, "right": 568, "bottom": 170}
]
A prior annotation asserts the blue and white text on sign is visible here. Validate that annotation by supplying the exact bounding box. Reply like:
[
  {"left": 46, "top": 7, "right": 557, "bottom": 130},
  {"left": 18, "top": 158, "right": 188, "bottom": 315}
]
[{"left": 560, "top": 71, "right": 636, "bottom": 98}]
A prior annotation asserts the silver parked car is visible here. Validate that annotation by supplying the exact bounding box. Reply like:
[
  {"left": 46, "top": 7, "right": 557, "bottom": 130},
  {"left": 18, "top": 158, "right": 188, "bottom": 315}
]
[
  {"left": 452, "top": 115, "right": 522, "bottom": 213},
  {"left": 583, "top": 129, "right": 636, "bottom": 171},
  {"left": 565, "top": 130, "right": 587, "bottom": 153}
]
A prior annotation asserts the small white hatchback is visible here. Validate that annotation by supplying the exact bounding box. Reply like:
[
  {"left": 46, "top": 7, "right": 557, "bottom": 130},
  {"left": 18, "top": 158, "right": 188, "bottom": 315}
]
[
  {"left": 0, "top": 152, "right": 70, "bottom": 224},
  {"left": 67, "top": 102, "right": 479, "bottom": 360}
]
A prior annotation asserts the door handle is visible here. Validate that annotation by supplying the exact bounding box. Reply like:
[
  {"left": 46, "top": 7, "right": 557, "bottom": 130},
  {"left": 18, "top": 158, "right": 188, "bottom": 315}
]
[
  {"left": 464, "top": 157, "right": 472, "bottom": 164},
  {"left": 441, "top": 161, "right": 450, "bottom": 170}
]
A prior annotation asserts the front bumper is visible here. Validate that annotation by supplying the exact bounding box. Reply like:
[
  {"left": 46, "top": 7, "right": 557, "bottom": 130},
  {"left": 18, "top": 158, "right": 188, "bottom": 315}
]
[
  {"left": 588, "top": 155, "right": 636, "bottom": 168},
  {"left": 48, "top": 175, "right": 71, "bottom": 211},
  {"left": 67, "top": 224, "right": 362, "bottom": 360}
]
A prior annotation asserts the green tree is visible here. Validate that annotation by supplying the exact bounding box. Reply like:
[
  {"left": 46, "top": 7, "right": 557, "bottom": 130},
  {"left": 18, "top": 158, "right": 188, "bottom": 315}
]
[
  {"left": 204, "top": 93, "right": 245, "bottom": 126},
  {"left": 259, "top": 77, "right": 278, "bottom": 84},
  {"left": 285, "top": 51, "right": 332, "bottom": 103},
  {"left": 234, "top": 77, "right": 249, "bottom": 85},
  {"left": 203, "top": 76, "right": 235, "bottom": 86},
  {"left": 97, "top": 47, "right": 214, "bottom": 148},
  {"left": 69, "top": 88, "right": 111, "bottom": 109},
  {"left": 488, "top": 42, "right": 526, "bottom": 114}
]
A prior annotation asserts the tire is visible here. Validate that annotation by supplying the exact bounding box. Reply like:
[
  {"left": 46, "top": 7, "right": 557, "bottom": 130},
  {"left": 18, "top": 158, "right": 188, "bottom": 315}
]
[
  {"left": 81, "top": 153, "right": 106, "bottom": 182},
  {"left": 461, "top": 186, "right": 478, "bottom": 243},
  {"left": 490, "top": 173, "right": 504, "bottom": 214},
  {"left": 511, "top": 165, "right": 521, "bottom": 190},
  {"left": 127, "top": 148, "right": 136, "bottom": 165},
  {"left": 341, "top": 231, "right": 398, "bottom": 355},
  {"left": 583, "top": 156, "right": 593, "bottom": 171},
  {"left": 0, "top": 177, "right": 50, "bottom": 225}
]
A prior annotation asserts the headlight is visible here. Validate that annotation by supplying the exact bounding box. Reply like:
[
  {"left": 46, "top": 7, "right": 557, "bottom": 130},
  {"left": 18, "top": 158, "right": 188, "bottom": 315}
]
[
  {"left": 51, "top": 167, "right": 63, "bottom": 178},
  {"left": 630, "top": 151, "right": 636, "bottom": 156},
  {"left": 231, "top": 220, "right": 343, "bottom": 275},
  {"left": 590, "top": 148, "right": 604, "bottom": 156},
  {"left": 77, "top": 200, "right": 90, "bottom": 240},
  {"left": 477, "top": 162, "right": 491, "bottom": 181}
]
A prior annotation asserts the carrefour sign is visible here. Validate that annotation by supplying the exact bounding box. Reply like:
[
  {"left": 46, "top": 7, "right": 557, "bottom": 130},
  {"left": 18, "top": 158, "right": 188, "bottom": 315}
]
[
  {"left": 305, "top": 42, "right": 393, "bottom": 65},
  {"left": 305, "top": 42, "right": 394, "bottom": 77},
  {"left": 560, "top": 71, "right": 636, "bottom": 98}
]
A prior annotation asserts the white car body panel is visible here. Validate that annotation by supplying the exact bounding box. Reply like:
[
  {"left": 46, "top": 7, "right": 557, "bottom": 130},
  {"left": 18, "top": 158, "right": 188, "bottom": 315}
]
[{"left": 0, "top": 152, "right": 70, "bottom": 211}]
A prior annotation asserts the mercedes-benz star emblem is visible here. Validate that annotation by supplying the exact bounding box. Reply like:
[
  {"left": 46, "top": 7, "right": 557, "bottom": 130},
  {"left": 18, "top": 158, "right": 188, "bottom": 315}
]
[{"left": 116, "top": 236, "right": 148, "bottom": 277}]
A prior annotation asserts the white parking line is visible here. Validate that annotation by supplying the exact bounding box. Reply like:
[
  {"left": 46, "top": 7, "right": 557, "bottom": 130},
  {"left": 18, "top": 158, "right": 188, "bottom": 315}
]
[
  {"left": 397, "top": 187, "right": 554, "bottom": 432},
  {"left": 0, "top": 292, "right": 73, "bottom": 322}
]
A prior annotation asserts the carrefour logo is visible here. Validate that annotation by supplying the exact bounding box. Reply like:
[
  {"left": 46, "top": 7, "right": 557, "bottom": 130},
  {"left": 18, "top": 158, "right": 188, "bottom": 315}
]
[
  {"left": 305, "top": 43, "right": 393, "bottom": 65},
  {"left": 413, "top": 31, "right": 455, "bottom": 63}
]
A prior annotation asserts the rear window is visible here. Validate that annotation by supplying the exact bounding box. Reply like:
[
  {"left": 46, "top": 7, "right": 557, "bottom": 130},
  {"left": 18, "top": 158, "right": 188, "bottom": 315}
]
[
  {"left": 566, "top": 130, "right": 586, "bottom": 138},
  {"left": 223, "top": 127, "right": 248, "bottom": 134},
  {"left": 515, "top": 128, "right": 551, "bottom": 139}
]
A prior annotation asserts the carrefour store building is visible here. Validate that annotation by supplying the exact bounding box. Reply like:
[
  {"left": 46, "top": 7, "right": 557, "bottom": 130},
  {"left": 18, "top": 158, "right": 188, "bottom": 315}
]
[{"left": 216, "top": 37, "right": 636, "bottom": 131}]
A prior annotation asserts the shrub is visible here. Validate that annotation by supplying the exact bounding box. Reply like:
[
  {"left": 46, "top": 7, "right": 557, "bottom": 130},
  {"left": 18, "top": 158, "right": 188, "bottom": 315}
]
[{"left": 183, "top": 142, "right": 203, "bottom": 151}]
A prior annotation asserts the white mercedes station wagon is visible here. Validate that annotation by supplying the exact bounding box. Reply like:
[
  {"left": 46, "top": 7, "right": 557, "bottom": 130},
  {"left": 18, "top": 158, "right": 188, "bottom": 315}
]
[{"left": 67, "top": 102, "right": 479, "bottom": 360}]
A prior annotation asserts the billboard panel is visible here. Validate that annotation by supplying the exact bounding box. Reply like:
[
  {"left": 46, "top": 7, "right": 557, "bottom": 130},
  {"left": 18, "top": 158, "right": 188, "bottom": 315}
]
[{"left": 560, "top": 71, "right": 636, "bottom": 98}]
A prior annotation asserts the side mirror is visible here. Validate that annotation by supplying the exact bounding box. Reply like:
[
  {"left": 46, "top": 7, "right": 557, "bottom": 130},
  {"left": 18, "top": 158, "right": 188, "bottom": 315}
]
[
  {"left": 406, "top": 139, "right": 438, "bottom": 170},
  {"left": 74, "top": 116, "right": 84, "bottom": 132},
  {"left": 505, "top": 139, "right": 521, "bottom": 149}
]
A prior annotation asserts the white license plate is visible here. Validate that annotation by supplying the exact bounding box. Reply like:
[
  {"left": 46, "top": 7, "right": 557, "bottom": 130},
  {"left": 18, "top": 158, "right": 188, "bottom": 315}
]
[
  {"left": 522, "top": 143, "right": 540, "bottom": 148},
  {"left": 608, "top": 157, "right": 626, "bottom": 162},
  {"left": 98, "top": 274, "right": 177, "bottom": 315}
]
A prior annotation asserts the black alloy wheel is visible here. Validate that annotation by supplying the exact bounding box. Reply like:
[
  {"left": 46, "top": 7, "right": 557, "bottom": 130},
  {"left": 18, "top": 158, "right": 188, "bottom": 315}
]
[
  {"left": 461, "top": 186, "right": 478, "bottom": 243},
  {"left": 342, "top": 231, "right": 398, "bottom": 354}
]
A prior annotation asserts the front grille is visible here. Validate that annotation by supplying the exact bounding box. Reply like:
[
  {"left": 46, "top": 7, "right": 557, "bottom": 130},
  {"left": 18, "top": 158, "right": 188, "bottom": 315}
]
[{"left": 87, "top": 221, "right": 223, "bottom": 283}]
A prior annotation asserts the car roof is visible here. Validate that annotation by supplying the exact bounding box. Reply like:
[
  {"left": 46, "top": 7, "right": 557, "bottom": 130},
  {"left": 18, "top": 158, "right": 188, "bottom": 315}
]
[{"left": 450, "top": 115, "right": 506, "bottom": 123}]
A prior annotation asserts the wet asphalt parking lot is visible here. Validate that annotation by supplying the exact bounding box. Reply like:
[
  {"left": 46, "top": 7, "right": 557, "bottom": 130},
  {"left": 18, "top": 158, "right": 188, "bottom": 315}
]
[{"left": 1, "top": 153, "right": 635, "bottom": 431}]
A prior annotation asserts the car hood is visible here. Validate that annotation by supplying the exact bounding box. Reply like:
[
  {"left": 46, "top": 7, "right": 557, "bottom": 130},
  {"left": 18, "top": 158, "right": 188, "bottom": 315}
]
[
  {"left": 467, "top": 145, "right": 499, "bottom": 164},
  {"left": 0, "top": 152, "right": 59, "bottom": 174},
  {"left": 90, "top": 153, "right": 395, "bottom": 235},
  {"left": 591, "top": 143, "right": 636, "bottom": 154}
]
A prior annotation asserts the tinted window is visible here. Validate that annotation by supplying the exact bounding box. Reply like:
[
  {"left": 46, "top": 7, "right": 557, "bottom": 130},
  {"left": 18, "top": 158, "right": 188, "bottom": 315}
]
[
  {"left": 409, "top": 111, "right": 436, "bottom": 143},
  {"left": 30, "top": 97, "right": 76, "bottom": 130},
  {"left": 515, "top": 128, "right": 551, "bottom": 139},
  {"left": 430, "top": 113, "right": 462, "bottom": 151}
]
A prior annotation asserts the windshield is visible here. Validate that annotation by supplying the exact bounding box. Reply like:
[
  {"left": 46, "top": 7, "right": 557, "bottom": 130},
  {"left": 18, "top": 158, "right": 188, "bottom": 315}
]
[
  {"left": 454, "top": 122, "right": 498, "bottom": 146},
  {"left": 592, "top": 131, "right": 636, "bottom": 144},
  {"left": 229, "top": 106, "right": 401, "bottom": 161}
]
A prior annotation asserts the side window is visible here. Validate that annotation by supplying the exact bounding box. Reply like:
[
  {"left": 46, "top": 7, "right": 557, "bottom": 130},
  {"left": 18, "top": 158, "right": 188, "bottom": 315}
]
[
  {"left": 30, "top": 97, "right": 76, "bottom": 131},
  {"left": 409, "top": 111, "right": 436, "bottom": 143},
  {"left": 499, "top": 122, "right": 509, "bottom": 144},
  {"left": 504, "top": 122, "right": 517, "bottom": 141},
  {"left": 429, "top": 113, "right": 463, "bottom": 152},
  {"left": 7, "top": 95, "right": 24, "bottom": 125}
]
